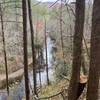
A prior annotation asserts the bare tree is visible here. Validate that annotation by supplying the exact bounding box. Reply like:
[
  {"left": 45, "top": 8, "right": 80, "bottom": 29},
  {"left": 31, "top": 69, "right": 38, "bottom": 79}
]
[
  {"left": 60, "top": 0, "right": 64, "bottom": 61},
  {"left": 22, "top": 0, "right": 30, "bottom": 99},
  {"left": 87, "top": 0, "right": 100, "bottom": 100},
  {"left": 44, "top": 19, "right": 49, "bottom": 85},
  {"left": 27, "top": 0, "right": 38, "bottom": 96},
  {"left": 68, "top": 0, "right": 85, "bottom": 99}
]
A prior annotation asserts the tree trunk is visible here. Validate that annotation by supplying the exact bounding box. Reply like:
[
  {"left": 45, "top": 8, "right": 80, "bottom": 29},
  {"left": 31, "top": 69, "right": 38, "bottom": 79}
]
[
  {"left": 81, "top": 44, "right": 88, "bottom": 75},
  {"left": 22, "top": 0, "right": 30, "bottom": 99},
  {"left": 44, "top": 19, "right": 49, "bottom": 85},
  {"left": 81, "top": 54, "right": 87, "bottom": 75},
  {"left": 68, "top": 0, "right": 85, "bottom": 100},
  {"left": 60, "top": 0, "right": 65, "bottom": 64},
  {"left": 87, "top": 0, "right": 100, "bottom": 100},
  {"left": 27, "top": 0, "right": 37, "bottom": 96},
  {"left": 38, "top": 48, "right": 42, "bottom": 88}
]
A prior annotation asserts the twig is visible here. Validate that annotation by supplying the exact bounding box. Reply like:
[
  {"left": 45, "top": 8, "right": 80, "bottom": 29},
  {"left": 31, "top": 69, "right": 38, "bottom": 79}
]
[
  {"left": 35, "top": 90, "right": 65, "bottom": 100},
  {"left": 49, "top": 0, "right": 60, "bottom": 8}
]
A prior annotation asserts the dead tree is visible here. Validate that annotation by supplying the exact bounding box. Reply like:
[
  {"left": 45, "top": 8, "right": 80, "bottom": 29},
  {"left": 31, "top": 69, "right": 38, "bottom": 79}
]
[
  {"left": 0, "top": 4, "right": 9, "bottom": 95},
  {"left": 87, "top": 0, "right": 100, "bottom": 100},
  {"left": 68, "top": 0, "right": 85, "bottom": 100},
  {"left": 27, "top": 0, "right": 37, "bottom": 96},
  {"left": 22, "top": 0, "right": 30, "bottom": 99}
]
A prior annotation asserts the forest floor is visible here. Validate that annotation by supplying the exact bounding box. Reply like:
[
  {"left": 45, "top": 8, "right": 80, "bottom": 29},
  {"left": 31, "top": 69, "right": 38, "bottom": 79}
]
[
  {"left": 22, "top": 79, "right": 87, "bottom": 100},
  {"left": 39, "top": 80, "right": 68, "bottom": 97},
  {"left": 38, "top": 80, "right": 87, "bottom": 100},
  {"left": 21, "top": 80, "right": 69, "bottom": 100}
]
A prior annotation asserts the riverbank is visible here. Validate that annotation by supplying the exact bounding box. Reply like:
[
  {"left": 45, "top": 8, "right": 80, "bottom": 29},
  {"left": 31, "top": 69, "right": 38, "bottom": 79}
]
[{"left": 22, "top": 80, "right": 68, "bottom": 100}]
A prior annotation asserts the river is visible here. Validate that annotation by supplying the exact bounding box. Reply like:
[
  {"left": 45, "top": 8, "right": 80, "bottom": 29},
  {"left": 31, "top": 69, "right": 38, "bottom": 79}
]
[{"left": 0, "top": 37, "right": 55, "bottom": 100}]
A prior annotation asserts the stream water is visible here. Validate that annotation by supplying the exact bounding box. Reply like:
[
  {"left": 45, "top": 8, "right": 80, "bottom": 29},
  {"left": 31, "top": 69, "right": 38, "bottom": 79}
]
[{"left": 0, "top": 37, "right": 55, "bottom": 100}]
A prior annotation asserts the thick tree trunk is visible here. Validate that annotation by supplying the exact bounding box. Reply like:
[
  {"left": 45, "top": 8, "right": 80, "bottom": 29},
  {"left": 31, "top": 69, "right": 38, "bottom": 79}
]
[
  {"left": 22, "top": 0, "right": 30, "bottom": 99},
  {"left": 0, "top": 4, "right": 9, "bottom": 95},
  {"left": 87, "top": 0, "right": 100, "bottom": 100},
  {"left": 27, "top": 0, "right": 37, "bottom": 96},
  {"left": 68, "top": 0, "right": 85, "bottom": 100}
]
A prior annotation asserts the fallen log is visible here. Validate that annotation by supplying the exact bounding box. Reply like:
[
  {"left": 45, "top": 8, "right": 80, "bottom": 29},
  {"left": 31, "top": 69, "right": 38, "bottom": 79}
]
[
  {"left": 0, "top": 69, "right": 24, "bottom": 89},
  {"left": 0, "top": 57, "right": 34, "bottom": 89}
]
